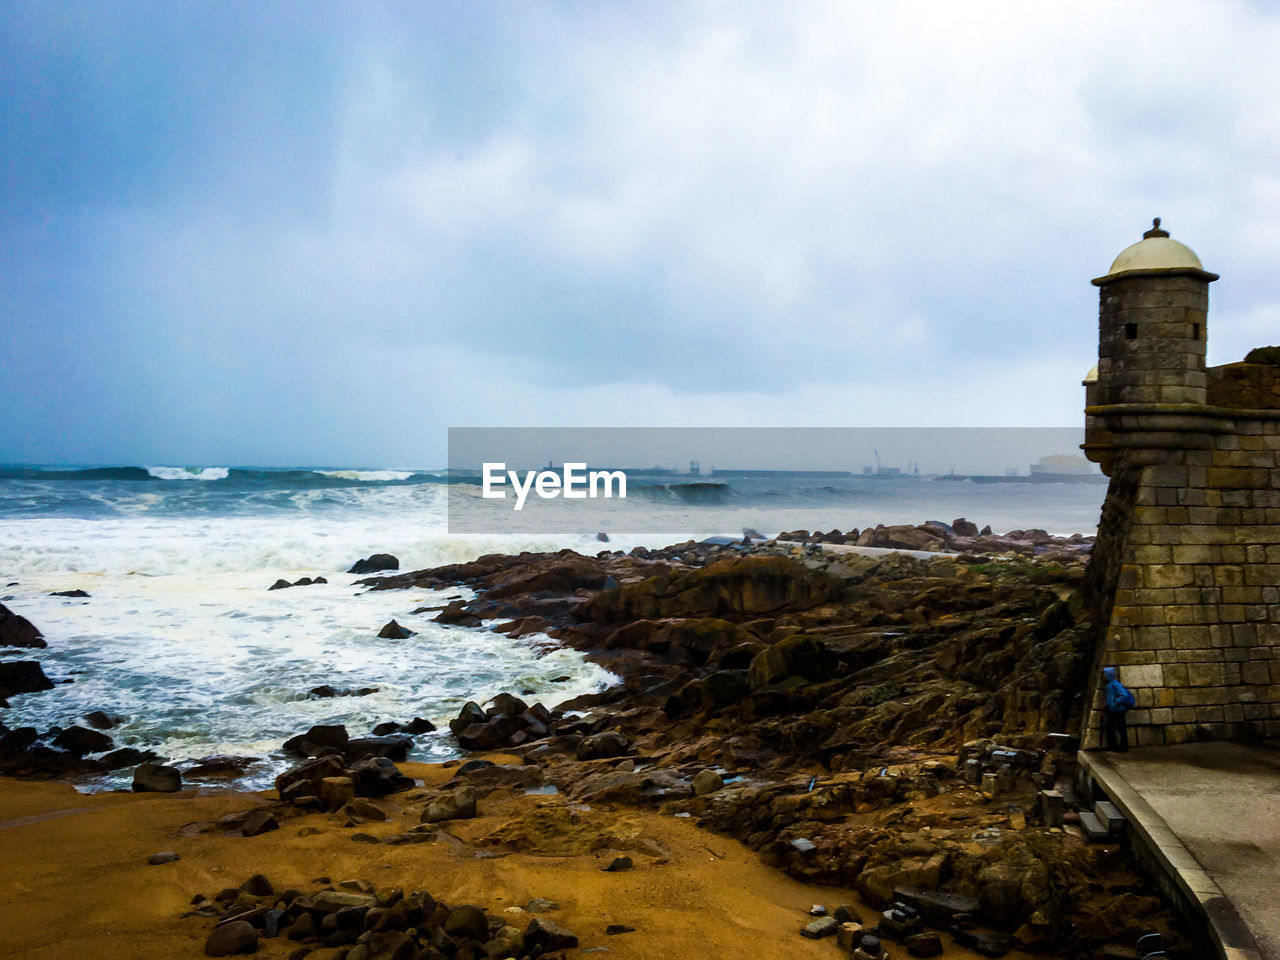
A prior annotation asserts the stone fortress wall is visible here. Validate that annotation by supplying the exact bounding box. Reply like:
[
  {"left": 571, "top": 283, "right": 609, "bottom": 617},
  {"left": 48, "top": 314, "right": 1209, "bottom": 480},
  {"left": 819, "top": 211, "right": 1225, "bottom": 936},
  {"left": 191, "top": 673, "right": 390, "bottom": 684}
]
[{"left": 1082, "top": 221, "right": 1280, "bottom": 748}]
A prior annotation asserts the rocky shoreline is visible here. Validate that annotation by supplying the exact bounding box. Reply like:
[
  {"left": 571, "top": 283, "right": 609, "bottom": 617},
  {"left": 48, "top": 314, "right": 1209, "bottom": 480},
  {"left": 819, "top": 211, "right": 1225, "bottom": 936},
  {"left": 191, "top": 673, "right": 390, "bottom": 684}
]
[{"left": 0, "top": 520, "right": 1194, "bottom": 958}]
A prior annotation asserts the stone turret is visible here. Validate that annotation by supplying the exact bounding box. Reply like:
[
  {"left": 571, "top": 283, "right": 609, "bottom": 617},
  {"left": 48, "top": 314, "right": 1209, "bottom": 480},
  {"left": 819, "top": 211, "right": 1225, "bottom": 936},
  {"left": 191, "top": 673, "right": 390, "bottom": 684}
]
[
  {"left": 1089, "top": 218, "right": 1218, "bottom": 408},
  {"left": 1081, "top": 221, "right": 1280, "bottom": 749}
]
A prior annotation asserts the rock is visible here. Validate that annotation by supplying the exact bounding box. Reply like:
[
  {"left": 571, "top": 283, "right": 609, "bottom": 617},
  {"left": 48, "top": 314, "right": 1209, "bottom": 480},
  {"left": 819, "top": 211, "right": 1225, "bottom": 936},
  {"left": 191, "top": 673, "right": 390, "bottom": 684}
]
[
  {"left": 403, "top": 717, "right": 436, "bottom": 734},
  {"left": 99, "top": 747, "right": 156, "bottom": 769},
  {"left": 801, "top": 917, "right": 839, "bottom": 939},
  {"left": 239, "top": 811, "right": 278, "bottom": 837},
  {"left": 347, "top": 757, "right": 414, "bottom": 796},
  {"left": 312, "top": 890, "right": 377, "bottom": 912},
  {"left": 377, "top": 620, "right": 413, "bottom": 639},
  {"left": 52, "top": 725, "right": 114, "bottom": 756},
  {"left": 204, "top": 920, "right": 257, "bottom": 956},
  {"left": 892, "top": 887, "right": 979, "bottom": 929},
  {"left": 283, "top": 724, "right": 349, "bottom": 757},
  {"left": 148, "top": 851, "right": 180, "bottom": 865},
  {"left": 83, "top": 710, "right": 116, "bottom": 730},
  {"left": 0, "top": 604, "right": 45, "bottom": 648},
  {"left": 343, "top": 735, "right": 412, "bottom": 763},
  {"left": 349, "top": 554, "right": 400, "bottom": 575},
  {"left": 276, "top": 754, "right": 346, "bottom": 800},
  {"left": 0, "top": 661, "right": 54, "bottom": 698},
  {"left": 605, "top": 924, "right": 635, "bottom": 935},
  {"left": 423, "top": 785, "right": 477, "bottom": 823},
  {"left": 485, "top": 692, "right": 529, "bottom": 719},
  {"left": 448, "top": 701, "right": 487, "bottom": 734},
  {"left": 443, "top": 904, "right": 489, "bottom": 941},
  {"left": 239, "top": 874, "right": 274, "bottom": 896},
  {"left": 525, "top": 917, "right": 578, "bottom": 951},
  {"left": 371, "top": 721, "right": 402, "bottom": 736},
  {"left": 837, "top": 923, "right": 867, "bottom": 951},
  {"left": 132, "top": 762, "right": 182, "bottom": 793},
  {"left": 320, "top": 776, "right": 356, "bottom": 811},
  {"left": 952, "top": 517, "right": 980, "bottom": 538},
  {"left": 576, "top": 730, "right": 629, "bottom": 760},
  {"left": 601, "top": 856, "right": 633, "bottom": 872},
  {"left": 526, "top": 898, "right": 559, "bottom": 913},
  {"left": 268, "top": 579, "right": 292, "bottom": 591},
  {"left": 905, "top": 931, "right": 944, "bottom": 957},
  {"left": 50, "top": 589, "right": 90, "bottom": 598},
  {"left": 691, "top": 769, "right": 724, "bottom": 796},
  {"left": 184, "top": 756, "right": 257, "bottom": 779}
]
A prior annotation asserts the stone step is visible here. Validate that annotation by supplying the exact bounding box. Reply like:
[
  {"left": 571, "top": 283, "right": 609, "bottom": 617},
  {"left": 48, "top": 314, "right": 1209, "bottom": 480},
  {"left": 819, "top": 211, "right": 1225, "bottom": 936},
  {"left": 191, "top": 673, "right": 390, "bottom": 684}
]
[
  {"left": 1094, "top": 800, "right": 1126, "bottom": 835},
  {"left": 1079, "top": 810, "right": 1112, "bottom": 843}
]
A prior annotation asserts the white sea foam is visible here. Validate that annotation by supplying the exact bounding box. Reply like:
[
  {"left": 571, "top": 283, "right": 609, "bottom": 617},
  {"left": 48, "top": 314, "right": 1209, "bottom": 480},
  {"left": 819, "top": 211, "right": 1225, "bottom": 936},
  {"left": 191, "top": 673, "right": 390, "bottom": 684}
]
[
  {"left": 145, "top": 466, "right": 231, "bottom": 481},
  {"left": 316, "top": 469, "right": 416, "bottom": 482}
]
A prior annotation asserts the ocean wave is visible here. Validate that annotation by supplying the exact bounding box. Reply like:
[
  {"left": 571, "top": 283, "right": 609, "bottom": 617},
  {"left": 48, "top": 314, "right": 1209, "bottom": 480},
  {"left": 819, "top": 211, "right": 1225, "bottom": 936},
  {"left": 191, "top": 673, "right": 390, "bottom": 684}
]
[
  {"left": 146, "top": 466, "right": 231, "bottom": 481},
  {"left": 316, "top": 469, "right": 415, "bottom": 482},
  {"left": 0, "top": 465, "right": 448, "bottom": 489}
]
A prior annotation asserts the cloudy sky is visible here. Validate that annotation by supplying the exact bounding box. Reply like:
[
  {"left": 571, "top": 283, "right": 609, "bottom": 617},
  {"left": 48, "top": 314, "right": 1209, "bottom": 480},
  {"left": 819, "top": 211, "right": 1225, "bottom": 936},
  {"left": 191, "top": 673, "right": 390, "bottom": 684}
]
[{"left": 3, "top": 0, "right": 1278, "bottom": 467}]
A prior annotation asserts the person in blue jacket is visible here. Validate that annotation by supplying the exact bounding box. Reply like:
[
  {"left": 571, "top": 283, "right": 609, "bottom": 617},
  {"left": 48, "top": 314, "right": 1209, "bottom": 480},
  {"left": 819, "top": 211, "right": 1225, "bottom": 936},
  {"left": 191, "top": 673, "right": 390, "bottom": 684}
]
[{"left": 1102, "top": 666, "right": 1134, "bottom": 752}]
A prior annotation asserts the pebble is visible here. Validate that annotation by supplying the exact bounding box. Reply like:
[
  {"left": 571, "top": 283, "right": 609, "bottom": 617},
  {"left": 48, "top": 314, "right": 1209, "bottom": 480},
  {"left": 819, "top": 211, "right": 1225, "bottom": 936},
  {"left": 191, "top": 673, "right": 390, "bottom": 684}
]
[
  {"left": 601, "top": 856, "right": 633, "bottom": 872},
  {"left": 148, "top": 852, "right": 180, "bottom": 865}
]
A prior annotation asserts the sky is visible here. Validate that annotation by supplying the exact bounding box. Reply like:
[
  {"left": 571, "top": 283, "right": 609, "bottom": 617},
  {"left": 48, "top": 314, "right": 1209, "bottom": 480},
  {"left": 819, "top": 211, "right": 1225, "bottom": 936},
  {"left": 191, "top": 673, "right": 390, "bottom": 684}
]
[{"left": 3, "top": 0, "right": 1279, "bottom": 468}]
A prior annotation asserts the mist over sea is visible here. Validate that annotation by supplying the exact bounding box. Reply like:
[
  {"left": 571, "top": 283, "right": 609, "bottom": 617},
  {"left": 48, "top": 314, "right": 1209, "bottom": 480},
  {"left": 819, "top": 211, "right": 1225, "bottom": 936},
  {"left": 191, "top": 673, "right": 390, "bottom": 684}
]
[{"left": 0, "top": 465, "right": 1106, "bottom": 788}]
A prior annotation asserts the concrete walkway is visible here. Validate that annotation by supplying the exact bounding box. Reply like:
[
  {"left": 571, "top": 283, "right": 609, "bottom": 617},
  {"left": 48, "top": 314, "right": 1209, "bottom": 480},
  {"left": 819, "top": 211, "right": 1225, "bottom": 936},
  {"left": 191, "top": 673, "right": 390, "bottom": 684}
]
[{"left": 1082, "top": 741, "right": 1280, "bottom": 960}]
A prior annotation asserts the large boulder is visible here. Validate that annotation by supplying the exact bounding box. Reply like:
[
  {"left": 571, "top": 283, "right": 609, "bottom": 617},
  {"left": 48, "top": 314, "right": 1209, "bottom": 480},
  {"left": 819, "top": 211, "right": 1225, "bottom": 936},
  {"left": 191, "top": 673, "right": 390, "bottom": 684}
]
[
  {"left": 52, "top": 726, "right": 114, "bottom": 757},
  {"left": 133, "top": 762, "right": 182, "bottom": 793},
  {"left": 0, "top": 661, "right": 54, "bottom": 698},
  {"left": 349, "top": 553, "right": 400, "bottom": 574},
  {"left": 0, "top": 604, "right": 45, "bottom": 649},
  {"left": 282, "top": 724, "right": 349, "bottom": 757}
]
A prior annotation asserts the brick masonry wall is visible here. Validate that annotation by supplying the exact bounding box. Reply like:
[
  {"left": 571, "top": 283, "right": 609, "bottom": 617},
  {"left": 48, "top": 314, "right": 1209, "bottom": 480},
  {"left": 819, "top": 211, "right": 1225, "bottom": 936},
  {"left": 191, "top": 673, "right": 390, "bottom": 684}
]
[{"left": 1085, "top": 417, "right": 1280, "bottom": 746}]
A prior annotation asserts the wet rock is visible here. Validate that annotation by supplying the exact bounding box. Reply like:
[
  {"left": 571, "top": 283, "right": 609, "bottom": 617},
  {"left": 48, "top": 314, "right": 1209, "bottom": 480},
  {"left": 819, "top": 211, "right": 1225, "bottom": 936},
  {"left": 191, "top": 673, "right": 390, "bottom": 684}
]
[
  {"left": 371, "top": 721, "right": 402, "bottom": 736},
  {"left": 601, "top": 856, "right": 633, "bottom": 872},
  {"left": 52, "top": 725, "right": 113, "bottom": 756},
  {"left": 283, "top": 724, "right": 350, "bottom": 757},
  {"left": 349, "top": 554, "right": 400, "bottom": 575},
  {"left": 801, "top": 917, "right": 839, "bottom": 939},
  {"left": 377, "top": 620, "right": 413, "bottom": 639},
  {"left": 185, "top": 756, "right": 257, "bottom": 779},
  {"left": 576, "top": 730, "right": 629, "bottom": 761},
  {"left": 148, "top": 851, "right": 180, "bottom": 865},
  {"left": 50, "top": 589, "right": 90, "bottom": 598},
  {"left": 83, "top": 710, "right": 116, "bottom": 730},
  {"left": 0, "top": 661, "right": 54, "bottom": 698},
  {"left": 403, "top": 717, "right": 436, "bottom": 734},
  {"left": 99, "top": 747, "right": 157, "bottom": 769},
  {"left": 204, "top": 919, "right": 257, "bottom": 956},
  {"left": 525, "top": 898, "right": 559, "bottom": 913},
  {"left": 133, "top": 762, "right": 182, "bottom": 793},
  {"left": 268, "top": 579, "right": 293, "bottom": 591},
  {"left": 343, "top": 735, "right": 412, "bottom": 763},
  {"left": 0, "top": 604, "right": 45, "bottom": 648}
]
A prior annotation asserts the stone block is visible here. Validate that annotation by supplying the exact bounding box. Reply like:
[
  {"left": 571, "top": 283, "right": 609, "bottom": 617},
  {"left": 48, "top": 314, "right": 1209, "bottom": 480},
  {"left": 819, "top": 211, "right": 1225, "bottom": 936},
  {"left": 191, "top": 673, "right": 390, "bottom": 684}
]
[
  {"left": 1120, "top": 664, "right": 1163, "bottom": 688},
  {"left": 1186, "top": 663, "right": 1222, "bottom": 686}
]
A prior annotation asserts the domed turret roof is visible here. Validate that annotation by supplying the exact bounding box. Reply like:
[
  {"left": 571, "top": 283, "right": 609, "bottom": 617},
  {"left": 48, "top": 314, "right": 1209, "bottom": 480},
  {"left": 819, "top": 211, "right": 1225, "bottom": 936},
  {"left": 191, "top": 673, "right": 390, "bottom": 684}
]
[{"left": 1093, "top": 219, "right": 1217, "bottom": 284}]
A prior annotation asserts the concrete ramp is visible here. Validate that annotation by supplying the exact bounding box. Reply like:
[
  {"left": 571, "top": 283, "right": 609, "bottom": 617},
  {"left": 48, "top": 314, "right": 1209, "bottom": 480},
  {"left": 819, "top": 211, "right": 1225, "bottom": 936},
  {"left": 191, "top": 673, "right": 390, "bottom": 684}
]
[{"left": 1080, "top": 742, "right": 1280, "bottom": 960}]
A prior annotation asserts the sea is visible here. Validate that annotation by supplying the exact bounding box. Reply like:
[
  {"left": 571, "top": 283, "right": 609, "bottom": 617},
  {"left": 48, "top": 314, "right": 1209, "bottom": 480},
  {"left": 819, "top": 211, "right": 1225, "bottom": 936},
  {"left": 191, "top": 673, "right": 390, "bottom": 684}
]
[{"left": 0, "top": 465, "right": 1107, "bottom": 789}]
